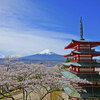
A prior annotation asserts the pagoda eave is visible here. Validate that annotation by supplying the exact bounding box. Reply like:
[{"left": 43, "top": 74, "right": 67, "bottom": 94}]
[
  {"left": 62, "top": 62, "right": 100, "bottom": 67},
  {"left": 62, "top": 71, "right": 100, "bottom": 82},
  {"left": 65, "top": 40, "right": 100, "bottom": 49}
]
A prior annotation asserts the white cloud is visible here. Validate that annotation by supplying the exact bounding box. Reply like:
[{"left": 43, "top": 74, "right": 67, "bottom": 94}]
[
  {"left": 0, "top": 0, "right": 51, "bottom": 30},
  {"left": 0, "top": 28, "right": 78, "bottom": 56},
  {"left": 0, "top": 0, "right": 79, "bottom": 57}
]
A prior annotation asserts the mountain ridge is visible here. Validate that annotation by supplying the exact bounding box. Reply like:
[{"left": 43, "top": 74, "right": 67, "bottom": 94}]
[
  {"left": 19, "top": 51, "right": 65, "bottom": 60},
  {"left": 18, "top": 50, "right": 65, "bottom": 66}
]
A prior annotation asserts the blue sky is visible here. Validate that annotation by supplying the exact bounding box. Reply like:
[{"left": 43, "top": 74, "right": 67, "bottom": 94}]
[{"left": 0, "top": 0, "right": 100, "bottom": 56}]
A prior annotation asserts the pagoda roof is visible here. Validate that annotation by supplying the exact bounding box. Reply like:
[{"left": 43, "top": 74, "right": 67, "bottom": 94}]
[
  {"left": 63, "top": 62, "right": 100, "bottom": 67},
  {"left": 64, "top": 87, "right": 100, "bottom": 98},
  {"left": 64, "top": 51, "right": 100, "bottom": 57},
  {"left": 62, "top": 71, "right": 100, "bottom": 81},
  {"left": 65, "top": 40, "right": 100, "bottom": 49}
]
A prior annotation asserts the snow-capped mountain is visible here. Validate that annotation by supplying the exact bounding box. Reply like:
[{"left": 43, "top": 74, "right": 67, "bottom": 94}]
[
  {"left": 39, "top": 49, "right": 54, "bottom": 55},
  {"left": 0, "top": 49, "right": 65, "bottom": 66},
  {"left": 19, "top": 49, "right": 65, "bottom": 61},
  {"left": 18, "top": 49, "right": 65, "bottom": 66}
]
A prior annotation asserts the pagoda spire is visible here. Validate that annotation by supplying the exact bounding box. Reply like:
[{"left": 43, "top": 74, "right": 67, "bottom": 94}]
[{"left": 80, "top": 16, "right": 85, "bottom": 40}]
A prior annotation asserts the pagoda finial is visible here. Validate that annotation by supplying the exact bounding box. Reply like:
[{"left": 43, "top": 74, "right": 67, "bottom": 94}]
[{"left": 80, "top": 16, "right": 85, "bottom": 40}]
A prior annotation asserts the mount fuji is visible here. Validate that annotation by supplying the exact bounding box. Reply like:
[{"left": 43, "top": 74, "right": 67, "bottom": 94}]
[
  {"left": 19, "top": 49, "right": 65, "bottom": 66},
  {"left": 19, "top": 49, "right": 65, "bottom": 60}
]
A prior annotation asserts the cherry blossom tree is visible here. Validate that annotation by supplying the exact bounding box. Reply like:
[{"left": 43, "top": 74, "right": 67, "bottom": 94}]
[
  {"left": 0, "top": 56, "right": 91, "bottom": 100},
  {"left": 0, "top": 56, "right": 43, "bottom": 100}
]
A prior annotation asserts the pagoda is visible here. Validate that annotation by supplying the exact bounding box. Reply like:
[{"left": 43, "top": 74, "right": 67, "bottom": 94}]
[{"left": 62, "top": 17, "right": 100, "bottom": 100}]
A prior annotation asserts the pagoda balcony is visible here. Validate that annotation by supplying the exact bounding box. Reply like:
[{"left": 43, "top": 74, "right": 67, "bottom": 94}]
[
  {"left": 78, "top": 82, "right": 100, "bottom": 87},
  {"left": 70, "top": 69, "right": 98, "bottom": 74},
  {"left": 73, "top": 49, "right": 95, "bottom": 53},
  {"left": 71, "top": 59, "right": 96, "bottom": 62},
  {"left": 69, "top": 66, "right": 99, "bottom": 74},
  {"left": 78, "top": 48, "right": 95, "bottom": 51}
]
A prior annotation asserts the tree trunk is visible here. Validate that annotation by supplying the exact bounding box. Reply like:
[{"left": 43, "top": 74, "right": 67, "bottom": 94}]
[
  {"left": 25, "top": 90, "right": 28, "bottom": 100},
  {"left": 50, "top": 87, "right": 52, "bottom": 100},
  {"left": 10, "top": 96, "right": 15, "bottom": 100},
  {"left": 40, "top": 92, "right": 49, "bottom": 100},
  {"left": 50, "top": 92, "right": 52, "bottom": 100},
  {"left": 23, "top": 89, "right": 25, "bottom": 100}
]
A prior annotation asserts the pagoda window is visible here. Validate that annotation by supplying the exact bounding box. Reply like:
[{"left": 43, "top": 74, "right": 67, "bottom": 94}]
[
  {"left": 74, "top": 45, "right": 79, "bottom": 50},
  {"left": 76, "top": 68, "right": 79, "bottom": 72},
  {"left": 73, "top": 55, "right": 79, "bottom": 61},
  {"left": 73, "top": 56, "right": 77, "bottom": 61},
  {"left": 69, "top": 66, "right": 72, "bottom": 69},
  {"left": 73, "top": 67, "right": 74, "bottom": 70}
]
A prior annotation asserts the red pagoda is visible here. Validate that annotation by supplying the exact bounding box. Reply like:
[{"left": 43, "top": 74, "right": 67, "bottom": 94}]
[{"left": 62, "top": 17, "right": 100, "bottom": 100}]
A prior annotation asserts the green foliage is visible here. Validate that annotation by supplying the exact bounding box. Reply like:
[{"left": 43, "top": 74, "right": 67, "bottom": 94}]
[
  {"left": 60, "top": 57, "right": 73, "bottom": 69},
  {"left": 65, "top": 57, "right": 73, "bottom": 63},
  {"left": 60, "top": 66, "right": 68, "bottom": 69}
]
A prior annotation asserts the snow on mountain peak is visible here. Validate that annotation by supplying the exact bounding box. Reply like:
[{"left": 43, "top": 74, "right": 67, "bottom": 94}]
[{"left": 39, "top": 49, "right": 54, "bottom": 55}]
